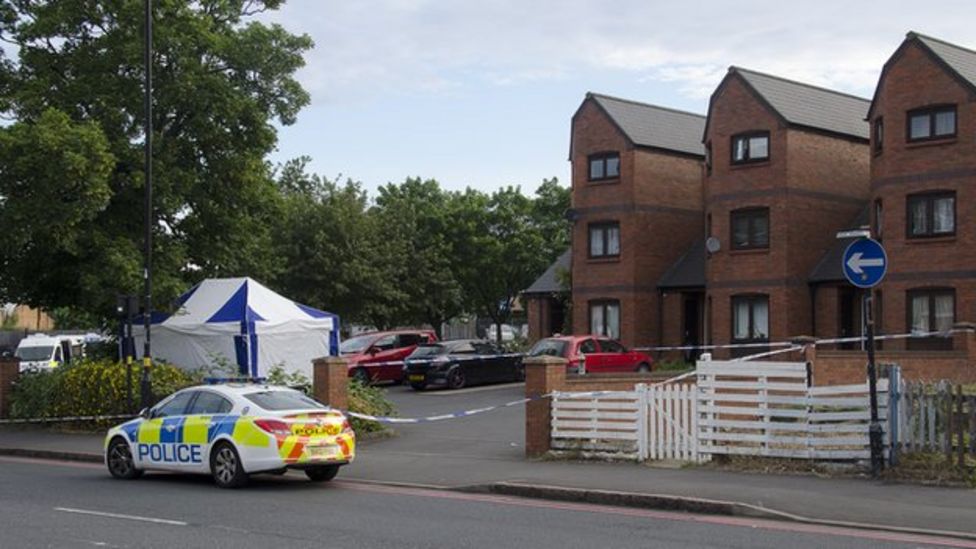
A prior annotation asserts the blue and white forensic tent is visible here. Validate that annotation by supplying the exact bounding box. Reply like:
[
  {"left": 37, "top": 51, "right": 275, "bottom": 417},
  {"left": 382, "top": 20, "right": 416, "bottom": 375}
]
[{"left": 134, "top": 277, "right": 339, "bottom": 379}]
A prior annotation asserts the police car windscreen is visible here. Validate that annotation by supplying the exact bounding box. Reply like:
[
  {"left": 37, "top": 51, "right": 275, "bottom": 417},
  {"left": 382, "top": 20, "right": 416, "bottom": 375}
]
[{"left": 244, "top": 390, "right": 327, "bottom": 411}]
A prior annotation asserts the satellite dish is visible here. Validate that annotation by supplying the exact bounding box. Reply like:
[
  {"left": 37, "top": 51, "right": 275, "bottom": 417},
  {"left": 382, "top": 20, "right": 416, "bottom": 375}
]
[{"left": 705, "top": 237, "right": 721, "bottom": 254}]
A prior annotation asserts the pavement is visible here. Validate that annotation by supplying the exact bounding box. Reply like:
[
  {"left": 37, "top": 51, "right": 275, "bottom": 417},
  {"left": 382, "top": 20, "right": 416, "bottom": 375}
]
[{"left": 2, "top": 382, "right": 975, "bottom": 541}]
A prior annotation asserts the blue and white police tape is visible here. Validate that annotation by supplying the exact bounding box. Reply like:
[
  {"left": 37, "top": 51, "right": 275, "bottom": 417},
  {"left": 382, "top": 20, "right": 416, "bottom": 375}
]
[
  {"left": 345, "top": 370, "right": 698, "bottom": 424},
  {"left": 635, "top": 328, "right": 961, "bottom": 354},
  {"left": 0, "top": 413, "right": 135, "bottom": 425},
  {"left": 360, "top": 353, "right": 527, "bottom": 370}
]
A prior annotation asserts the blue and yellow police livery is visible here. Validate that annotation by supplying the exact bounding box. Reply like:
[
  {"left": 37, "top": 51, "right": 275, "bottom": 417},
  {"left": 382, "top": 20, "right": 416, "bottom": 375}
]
[{"left": 104, "top": 383, "right": 355, "bottom": 488}]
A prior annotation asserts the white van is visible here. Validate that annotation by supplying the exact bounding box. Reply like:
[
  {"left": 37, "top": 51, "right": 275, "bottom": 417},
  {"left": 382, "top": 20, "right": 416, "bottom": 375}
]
[{"left": 14, "top": 334, "right": 83, "bottom": 372}]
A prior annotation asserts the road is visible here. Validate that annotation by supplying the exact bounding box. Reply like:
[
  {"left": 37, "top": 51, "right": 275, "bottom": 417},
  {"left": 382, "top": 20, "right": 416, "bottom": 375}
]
[{"left": 2, "top": 456, "right": 970, "bottom": 549}]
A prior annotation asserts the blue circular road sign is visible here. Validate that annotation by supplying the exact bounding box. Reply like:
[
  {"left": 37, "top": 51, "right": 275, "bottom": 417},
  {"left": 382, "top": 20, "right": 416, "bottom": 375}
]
[{"left": 842, "top": 238, "right": 888, "bottom": 288}]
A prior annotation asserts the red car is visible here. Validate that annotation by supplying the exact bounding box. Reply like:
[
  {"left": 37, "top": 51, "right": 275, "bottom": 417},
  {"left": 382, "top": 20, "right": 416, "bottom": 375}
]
[
  {"left": 527, "top": 335, "right": 653, "bottom": 374},
  {"left": 340, "top": 330, "right": 438, "bottom": 383}
]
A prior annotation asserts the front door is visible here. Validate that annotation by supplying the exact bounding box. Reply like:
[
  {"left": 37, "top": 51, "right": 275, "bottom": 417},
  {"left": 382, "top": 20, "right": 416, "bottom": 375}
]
[{"left": 682, "top": 293, "right": 703, "bottom": 363}]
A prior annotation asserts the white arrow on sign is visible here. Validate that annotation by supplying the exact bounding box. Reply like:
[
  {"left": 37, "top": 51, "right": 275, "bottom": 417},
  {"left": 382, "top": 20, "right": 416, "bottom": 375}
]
[{"left": 846, "top": 252, "right": 884, "bottom": 275}]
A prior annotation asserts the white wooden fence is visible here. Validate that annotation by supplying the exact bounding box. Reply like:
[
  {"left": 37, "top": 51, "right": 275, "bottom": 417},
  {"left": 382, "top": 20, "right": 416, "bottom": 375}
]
[
  {"left": 549, "top": 360, "right": 888, "bottom": 463},
  {"left": 698, "top": 360, "right": 887, "bottom": 460}
]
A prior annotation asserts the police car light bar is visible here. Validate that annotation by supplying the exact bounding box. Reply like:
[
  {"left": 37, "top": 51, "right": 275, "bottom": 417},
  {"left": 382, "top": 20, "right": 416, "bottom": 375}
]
[{"left": 204, "top": 377, "right": 268, "bottom": 385}]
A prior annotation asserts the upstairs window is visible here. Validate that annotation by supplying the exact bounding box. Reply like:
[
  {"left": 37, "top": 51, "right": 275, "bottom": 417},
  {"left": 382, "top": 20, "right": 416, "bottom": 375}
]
[
  {"left": 908, "top": 191, "right": 955, "bottom": 238},
  {"left": 873, "top": 199, "right": 883, "bottom": 239},
  {"left": 705, "top": 142, "right": 713, "bottom": 175},
  {"left": 731, "top": 131, "right": 770, "bottom": 164},
  {"left": 588, "top": 152, "right": 620, "bottom": 181},
  {"left": 588, "top": 222, "right": 620, "bottom": 258},
  {"left": 730, "top": 207, "right": 769, "bottom": 250},
  {"left": 907, "top": 106, "right": 956, "bottom": 142},
  {"left": 874, "top": 117, "right": 884, "bottom": 154}
]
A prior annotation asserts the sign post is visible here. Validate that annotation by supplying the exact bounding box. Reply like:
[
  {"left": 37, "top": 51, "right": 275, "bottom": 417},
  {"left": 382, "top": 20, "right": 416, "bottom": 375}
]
[{"left": 842, "top": 238, "right": 888, "bottom": 477}]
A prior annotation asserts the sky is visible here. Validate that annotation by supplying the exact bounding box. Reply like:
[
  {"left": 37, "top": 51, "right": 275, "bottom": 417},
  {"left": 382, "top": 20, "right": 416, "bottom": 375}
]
[{"left": 256, "top": 1, "right": 976, "bottom": 195}]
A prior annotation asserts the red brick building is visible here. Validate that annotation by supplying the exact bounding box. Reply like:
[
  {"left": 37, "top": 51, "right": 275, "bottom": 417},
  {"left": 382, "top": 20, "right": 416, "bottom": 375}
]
[
  {"left": 865, "top": 32, "right": 976, "bottom": 351},
  {"left": 561, "top": 93, "right": 705, "bottom": 349},
  {"left": 524, "top": 32, "right": 974, "bottom": 356}
]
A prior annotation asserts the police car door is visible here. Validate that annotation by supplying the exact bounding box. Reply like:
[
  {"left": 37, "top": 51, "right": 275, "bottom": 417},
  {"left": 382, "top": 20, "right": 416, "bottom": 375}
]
[
  {"left": 182, "top": 389, "right": 235, "bottom": 473},
  {"left": 135, "top": 390, "right": 198, "bottom": 472}
]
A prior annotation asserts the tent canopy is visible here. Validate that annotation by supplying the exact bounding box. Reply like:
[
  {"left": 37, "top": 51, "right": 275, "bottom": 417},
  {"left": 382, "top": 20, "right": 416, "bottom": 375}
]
[{"left": 135, "top": 277, "right": 339, "bottom": 379}]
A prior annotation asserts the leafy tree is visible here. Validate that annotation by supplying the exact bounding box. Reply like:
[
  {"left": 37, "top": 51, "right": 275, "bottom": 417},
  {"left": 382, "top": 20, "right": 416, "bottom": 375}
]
[
  {"left": 451, "top": 181, "right": 569, "bottom": 342},
  {"left": 0, "top": 0, "right": 311, "bottom": 319},
  {"left": 272, "top": 157, "right": 405, "bottom": 329},
  {"left": 372, "top": 178, "right": 462, "bottom": 337}
]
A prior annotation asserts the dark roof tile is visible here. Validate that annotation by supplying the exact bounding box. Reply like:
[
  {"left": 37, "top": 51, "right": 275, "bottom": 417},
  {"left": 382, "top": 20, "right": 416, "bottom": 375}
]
[
  {"left": 523, "top": 249, "right": 570, "bottom": 295},
  {"left": 732, "top": 67, "right": 871, "bottom": 140},
  {"left": 588, "top": 93, "right": 706, "bottom": 157}
]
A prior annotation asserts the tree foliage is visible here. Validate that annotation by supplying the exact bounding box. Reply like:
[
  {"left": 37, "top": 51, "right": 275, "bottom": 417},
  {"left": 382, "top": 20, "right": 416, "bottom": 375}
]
[{"left": 0, "top": 0, "right": 311, "bottom": 316}]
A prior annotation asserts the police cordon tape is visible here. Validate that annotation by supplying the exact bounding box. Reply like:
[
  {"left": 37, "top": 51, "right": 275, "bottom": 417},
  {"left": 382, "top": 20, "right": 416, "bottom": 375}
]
[
  {"left": 343, "top": 369, "right": 699, "bottom": 424},
  {"left": 633, "top": 328, "right": 961, "bottom": 353}
]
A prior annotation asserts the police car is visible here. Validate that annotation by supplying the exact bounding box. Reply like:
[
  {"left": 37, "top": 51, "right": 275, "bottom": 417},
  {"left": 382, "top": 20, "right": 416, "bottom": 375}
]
[{"left": 104, "top": 381, "right": 355, "bottom": 488}]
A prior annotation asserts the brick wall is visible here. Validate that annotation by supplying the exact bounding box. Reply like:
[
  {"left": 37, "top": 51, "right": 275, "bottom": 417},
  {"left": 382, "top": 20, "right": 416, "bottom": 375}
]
[
  {"left": 807, "top": 326, "right": 976, "bottom": 385},
  {"left": 312, "top": 357, "right": 348, "bottom": 410},
  {"left": 570, "top": 98, "right": 703, "bottom": 348},
  {"left": 0, "top": 358, "right": 20, "bottom": 418},
  {"left": 869, "top": 39, "right": 976, "bottom": 350},
  {"left": 703, "top": 74, "right": 870, "bottom": 354}
]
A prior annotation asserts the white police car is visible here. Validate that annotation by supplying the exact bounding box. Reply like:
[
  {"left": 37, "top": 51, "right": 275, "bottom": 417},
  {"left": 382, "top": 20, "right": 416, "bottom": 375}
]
[{"left": 104, "top": 382, "right": 355, "bottom": 488}]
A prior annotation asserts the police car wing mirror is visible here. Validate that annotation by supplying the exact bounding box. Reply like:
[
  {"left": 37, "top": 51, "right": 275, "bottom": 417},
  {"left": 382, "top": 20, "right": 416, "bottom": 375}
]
[{"left": 138, "top": 407, "right": 150, "bottom": 419}]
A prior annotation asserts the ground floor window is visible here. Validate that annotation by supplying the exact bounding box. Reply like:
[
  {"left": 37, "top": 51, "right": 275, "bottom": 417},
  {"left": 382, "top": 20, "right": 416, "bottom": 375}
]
[
  {"left": 589, "top": 300, "right": 620, "bottom": 339},
  {"left": 907, "top": 288, "right": 954, "bottom": 350},
  {"left": 732, "top": 295, "right": 769, "bottom": 342}
]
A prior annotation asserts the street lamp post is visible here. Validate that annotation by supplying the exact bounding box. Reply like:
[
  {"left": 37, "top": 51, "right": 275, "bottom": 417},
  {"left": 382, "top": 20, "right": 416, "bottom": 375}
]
[{"left": 140, "top": 0, "right": 153, "bottom": 407}]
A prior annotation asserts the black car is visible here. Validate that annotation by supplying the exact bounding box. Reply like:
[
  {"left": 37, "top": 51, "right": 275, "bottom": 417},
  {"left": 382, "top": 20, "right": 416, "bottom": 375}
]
[{"left": 403, "top": 339, "right": 524, "bottom": 390}]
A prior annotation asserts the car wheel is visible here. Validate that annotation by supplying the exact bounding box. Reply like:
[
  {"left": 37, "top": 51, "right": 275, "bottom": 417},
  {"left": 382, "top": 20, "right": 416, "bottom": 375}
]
[
  {"left": 446, "top": 368, "right": 466, "bottom": 390},
  {"left": 106, "top": 437, "right": 142, "bottom": 480},
  {"left": 352, "top": 367, "right": 370, "bottom": 385},
  {"left": 305, "top": 465, "right": 340, "bottom": 482},
  {"left": 410, "top": 382, "right": 427, "bottom": 391},
  {"left": 636, "top": 363, "right": 651, "bottom": 373},
  {"left": 210, "top": 441, "right": 248, "bottom": 489}
]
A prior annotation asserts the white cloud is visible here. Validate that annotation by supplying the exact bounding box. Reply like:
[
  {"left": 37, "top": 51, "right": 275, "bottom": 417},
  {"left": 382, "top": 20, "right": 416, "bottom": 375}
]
[{"left": 260, "top": 0, "right": 976, "bottom": 104}]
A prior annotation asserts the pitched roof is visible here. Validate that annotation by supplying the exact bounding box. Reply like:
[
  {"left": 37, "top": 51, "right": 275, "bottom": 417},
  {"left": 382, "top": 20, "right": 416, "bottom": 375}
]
[
  {"left": 586, "top": 93, "right": 706, "bottom": 157},
  {"left": 808, "top": 207, "right": 870, "bottom": 283},
  {"left": 658, "top": 239, "right": 706, "bottom": 289},
  {"left": 523, "top": 249, "right": 571, "bottom": 295},
  {"left": 728, "top": 67, "right": 871, "bottom": 140},
  {"left": 910, "top": 32, "right": 976, "bottom": 91}
]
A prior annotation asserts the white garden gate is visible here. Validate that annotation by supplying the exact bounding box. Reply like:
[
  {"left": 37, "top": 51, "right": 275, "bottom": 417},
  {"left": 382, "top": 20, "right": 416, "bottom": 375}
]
[{"left": 549, "top": 360, "right": 888, "bottom": 463}]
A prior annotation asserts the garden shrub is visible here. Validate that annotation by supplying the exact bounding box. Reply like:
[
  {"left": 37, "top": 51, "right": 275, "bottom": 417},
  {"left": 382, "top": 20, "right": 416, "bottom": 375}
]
[{"left": 10, "top": 359, "right": 201, "bottom": 422}]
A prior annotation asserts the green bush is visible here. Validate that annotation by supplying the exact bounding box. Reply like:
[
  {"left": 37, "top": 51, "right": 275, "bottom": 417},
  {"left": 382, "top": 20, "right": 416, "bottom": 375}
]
[{"left": 10, "top": 359, "right": 202, "bottom": 422}]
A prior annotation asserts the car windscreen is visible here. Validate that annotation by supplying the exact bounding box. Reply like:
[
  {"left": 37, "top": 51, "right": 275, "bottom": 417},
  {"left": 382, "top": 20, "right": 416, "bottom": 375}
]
[
  {"left": 339, "top": 334, "right": 373, "bottom": 354},
  {"left": 527, "top": 339, "right": 567, "bottom": 357},
  {"left": 243, "top": 390, "right": 327, "bottom": 411},
  {"left": 410, "top": 344, "right": 448, "bottom": 358},
  {"left": 15, "top": 345, "right": 55, "bottom": 362}
]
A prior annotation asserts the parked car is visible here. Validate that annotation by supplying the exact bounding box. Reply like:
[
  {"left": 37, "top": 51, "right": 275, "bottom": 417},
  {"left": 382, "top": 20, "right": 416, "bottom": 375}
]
[
  {"left": 403, "top": 339, "right": 524, "bottom": 390},
  {"left": 527, "top": 335, "right": 653, "bottom": 374},
  {"left": 104, "top": 381, "right": 354, "bottom": 488},
  {"left": 340, "top": 329, "right": 437, "bottom": 384}
]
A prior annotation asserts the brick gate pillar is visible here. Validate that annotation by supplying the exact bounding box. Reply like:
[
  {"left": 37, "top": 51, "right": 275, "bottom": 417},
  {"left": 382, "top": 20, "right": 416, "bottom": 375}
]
[
  {"left": 313, "top": 356, "right": 348, "bottom": 410},
  {"left": 0, "top": 358, "right": 21, "bottom": 419},
  {"left": 524, "top": 355, "right": 567, "bottom": 458}
]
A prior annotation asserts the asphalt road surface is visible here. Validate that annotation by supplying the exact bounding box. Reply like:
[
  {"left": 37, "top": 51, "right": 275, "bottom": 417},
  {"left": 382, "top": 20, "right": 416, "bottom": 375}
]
[{"left": 2, "top": 456, "right": 970, "bottom": 549}]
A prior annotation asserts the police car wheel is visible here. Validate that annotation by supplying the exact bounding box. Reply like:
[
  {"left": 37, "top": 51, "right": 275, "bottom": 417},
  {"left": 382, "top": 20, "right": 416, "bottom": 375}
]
[
  {"left": 107, "top": 437, "right": 142, "bottom": 480},
  {"left": 210, "top": 442, "right": 248, "bottom": 489},
  {"left": 305, "top": 465, "right": 340, "bottom": 482}
]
